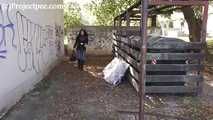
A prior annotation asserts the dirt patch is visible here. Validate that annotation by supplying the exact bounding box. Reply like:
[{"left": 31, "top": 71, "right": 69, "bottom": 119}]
[{"left": 2, "top": 55, "right": 213, "bottom": 120}]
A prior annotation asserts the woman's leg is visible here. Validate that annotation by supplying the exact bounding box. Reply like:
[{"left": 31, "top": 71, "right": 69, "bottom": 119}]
[
  {"left": 78, "top": 60, "right": 81, "bottom": 69},
  {"left": 79, "top": 60, "right": 83, "bottom": 70},
  {"left": 76, "top": 50, "right": 81, "bottom": 69},
  {"left": 79, "top": 49, "right": 86, "bottom": 70}
]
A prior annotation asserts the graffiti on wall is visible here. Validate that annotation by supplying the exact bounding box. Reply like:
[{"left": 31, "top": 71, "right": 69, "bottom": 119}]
[
  {"left": 55, "top": 24, "right": 63, "bottom": 57},
  {"left": 0, "top": 4, "right": 63, "bottom": 72},
  {"left": 69, "top": 28, "right": 113, "bottom": 50},
  {"left": 94, "top": 30, "right": 113, "bottom": 49},
  {"left": 69, "top": 30, "right": 95, "bottom": 42},
  {"left": 16, "top": 11, "right": 45, "bottom": 72},
  {"left": 16, "top": 11, "right": 62, "bottom": 73},
  {"left": 0, "top": 5, "right": 15, "bottom": 59}
]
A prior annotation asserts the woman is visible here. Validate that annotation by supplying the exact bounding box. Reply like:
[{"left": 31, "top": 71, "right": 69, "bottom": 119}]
[{"left": 73, "top": 29, "right": 88, "bottom": 70}]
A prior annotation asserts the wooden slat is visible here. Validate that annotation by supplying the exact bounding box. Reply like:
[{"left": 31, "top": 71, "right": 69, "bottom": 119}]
[
  {"left": 147, "top": 64, "right": 204, "bottom": 71},
  {"left": 146, "top": 86, "right": 196, "bottom": 94},
  {"left": 117, "top": 29, "right": 140, "bottom": 36},
  {"left": 116, "top": 44, "right": 205, "bottom": 61},
  {"left": 116, "top": 39, "right": 140, "bottom": 51},
  {"left": 115, "top": 48, "right": 204, "bottom": 73},
  {"left": 128, "top": 71, "right": 203, "bottom": 82},
  {"left": 128, "top": 69, "right": 140, "bottom": 81},
  {"left": 146, "top": 53, "right": 205, "bottom": 60},
  {"left": 115, "top": 48, "right": 140, "bottom": 73},
  {"left": 114, "top": 44, "right": 140, "bottom": 62},
  {"left": 115, "top": 47, "right": 204, "bottom": 72},
  {"left": 147, "top": 42, "right": 204, "bottom": 50},
  {"left": 146, "top": 75, "right": 203, "bottom": 82},
  {"left": 129, "top": 76, "right": 140, "bottom": 92},
  {"left": 114, "top": 39, "right": 203, "bottom": 50}
]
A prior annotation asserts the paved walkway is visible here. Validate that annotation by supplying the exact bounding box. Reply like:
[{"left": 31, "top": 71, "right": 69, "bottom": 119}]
[{"left": 2, "top": 56, "right": 213, "bottom": 120}]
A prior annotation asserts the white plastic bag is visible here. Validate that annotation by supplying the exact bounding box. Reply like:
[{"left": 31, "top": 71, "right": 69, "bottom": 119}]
[{"left": 103, "top": 57, "right": 129, "bottom": 86}]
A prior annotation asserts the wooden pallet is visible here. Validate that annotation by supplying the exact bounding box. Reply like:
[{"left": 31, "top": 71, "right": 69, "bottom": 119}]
[{"left": 113, "top": 36, "right": 204, "bottom": 94}]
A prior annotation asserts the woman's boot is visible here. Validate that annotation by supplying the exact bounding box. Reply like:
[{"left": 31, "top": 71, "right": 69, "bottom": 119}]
[
  {"left": 78, "top": 60, "right": 81, "bottom": 69},
  {"left": 80, "top": 61, "right": 84, "bottom": 71}
]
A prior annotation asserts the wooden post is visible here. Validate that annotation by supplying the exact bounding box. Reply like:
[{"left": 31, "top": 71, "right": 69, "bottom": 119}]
[
  {"left": 201, "top": 2, "right": 209, "bottom": 43},
  {"left": 118, "top": 17, "right": 122, "bottom": 58},
  {"left": 198, "top": 2, "right": 209, "bottom": 94},
  {"left": 113, "top": 19, "right": 117, "bottom": 57},
  {"left": 139, "top": 0, "right": 148, "bottom": 120},
  {"left": 126, "top": 12, "right": 131, "bottom": 55}
]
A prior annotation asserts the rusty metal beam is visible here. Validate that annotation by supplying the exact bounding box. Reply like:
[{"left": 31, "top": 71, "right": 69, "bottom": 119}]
[
  {"left": 114, "top": 1, "right": 141, "bottom": 21},
  {"left": 139, "top": 0, "right": 148, "bottom": 119},
  {"left": 114, "top": 0, "right": 208, "bottom": 22},
  {"left": 149, "top": 0, "right": 208, "bottom": 5},
  {"left": 198, "top": 1, "right": 209, "bottom": 94}
]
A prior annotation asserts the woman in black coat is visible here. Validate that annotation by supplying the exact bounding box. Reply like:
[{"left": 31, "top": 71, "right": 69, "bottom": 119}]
[{"left": 73, "top": 29, "right": 88, "bottom": 70}]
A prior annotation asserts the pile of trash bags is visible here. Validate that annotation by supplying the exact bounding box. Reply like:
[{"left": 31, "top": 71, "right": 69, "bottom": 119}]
[{"left": 103, "top": 58, "right": 129, "bottom": 86}]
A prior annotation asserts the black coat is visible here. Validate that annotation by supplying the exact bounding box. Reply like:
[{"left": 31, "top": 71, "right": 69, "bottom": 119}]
[{"left": 74, "top": 35, "right": 88, "bottom": 50}]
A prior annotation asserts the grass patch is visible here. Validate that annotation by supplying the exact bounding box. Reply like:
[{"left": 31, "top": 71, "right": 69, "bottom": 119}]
[
  {"left": 207, "top": 39, "right": 213, "bottom": 64},
  {"left": 207, "top": 40, "right": 213, "bottom": 48}
]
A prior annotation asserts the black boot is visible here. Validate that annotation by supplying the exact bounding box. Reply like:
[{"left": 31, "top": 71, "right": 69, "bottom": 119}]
[
  {"left": 80, "top": 60, "right": 84, "bottom": 71},
  {"left": 78, "top": 60, "right": 81, "bottom": 69}
]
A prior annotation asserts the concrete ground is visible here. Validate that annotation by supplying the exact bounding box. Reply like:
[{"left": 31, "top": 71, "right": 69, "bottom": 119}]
[{"left": 2, "top": 55, "right": 213, "bottom": 120}]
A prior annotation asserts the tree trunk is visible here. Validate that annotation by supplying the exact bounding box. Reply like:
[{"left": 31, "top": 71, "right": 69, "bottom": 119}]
[
  {"left": 182, "top": 6, "right": 210, "bottom": 61},
  {"left": 181, "top": 7, "right": 202, "bottom": 42},
  {"left": 151, "top": 15, "right": 157, "bottom": 27}
]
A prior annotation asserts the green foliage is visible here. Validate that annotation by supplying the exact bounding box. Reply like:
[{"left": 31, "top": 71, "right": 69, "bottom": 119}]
[
  {"left": 208, "top": 40, "right": 213, "bottom": 48},
  {"left": 88, "top": 0, "right": 137, "bottom": 26},
  {"left": 88, "top": 0, "right": 210, "bottom": 26},
  {"left": 64, "top": 2, "right": 82, "bottom": 35},
  {"left": 192, "top": 6, "right": 202, "bottom": 21}
]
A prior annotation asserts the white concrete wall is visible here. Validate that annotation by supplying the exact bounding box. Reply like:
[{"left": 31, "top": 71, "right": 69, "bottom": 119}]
[{"left": 0, "top": 0, "right": 64, "bottom": 117}]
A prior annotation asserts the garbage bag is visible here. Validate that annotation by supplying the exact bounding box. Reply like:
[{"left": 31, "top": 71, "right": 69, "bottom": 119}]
[
  {"left": 69, "top": 50, "right": 76, "bottom": 61},
  {"left": 103, "top": 57, "right": 129, "bottom": 86}
]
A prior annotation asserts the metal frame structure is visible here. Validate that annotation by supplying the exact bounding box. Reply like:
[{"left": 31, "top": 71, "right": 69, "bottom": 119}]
[{"left": 114, "top": 0, "right": 209, "bottom": 120}]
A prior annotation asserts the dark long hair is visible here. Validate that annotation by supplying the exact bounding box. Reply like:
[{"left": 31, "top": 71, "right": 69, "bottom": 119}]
[{"left": 77, "top": 29, "right": 88, "bottom": 38}]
